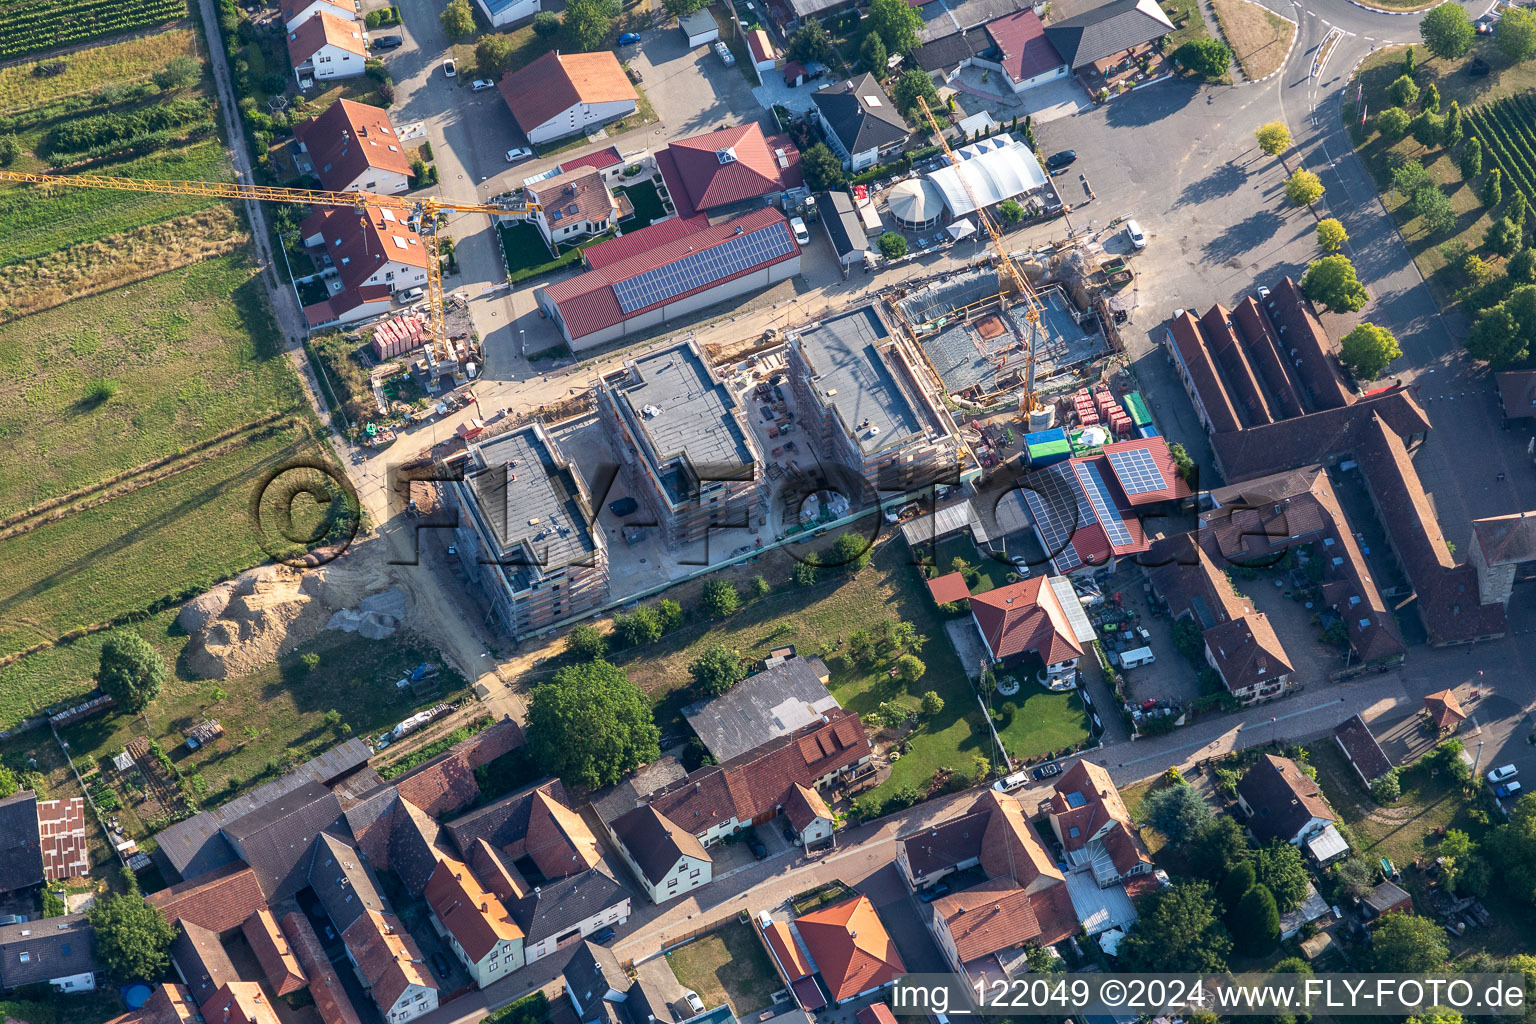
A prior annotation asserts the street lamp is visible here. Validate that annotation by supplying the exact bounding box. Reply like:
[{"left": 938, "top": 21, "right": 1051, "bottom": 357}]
[{"left": 519, "top": 328, "right": 526, "bottom": 358}]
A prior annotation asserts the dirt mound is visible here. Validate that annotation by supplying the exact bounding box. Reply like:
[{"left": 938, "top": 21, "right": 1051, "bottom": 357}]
[{"left": 180, "top": 561, "right": 414, "bottom": 679}]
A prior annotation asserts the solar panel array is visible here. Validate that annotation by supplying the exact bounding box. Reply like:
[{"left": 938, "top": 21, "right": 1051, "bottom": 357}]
[
  {"left": 1022, "top": 462, "right": 1089, "bottom": 573},
  {"left": 1105, "top": 446, "right": 1169, "bottom": 496},
  {"left": 611, "top": 224, "right": 795, "bottom": 315},
  {"left": 1075, "top": 462, "right": 1135, "bottom": 548}
]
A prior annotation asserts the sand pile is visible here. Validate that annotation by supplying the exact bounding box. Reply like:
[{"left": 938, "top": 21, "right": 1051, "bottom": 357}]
[{"left": 325, "top": 586, "right": 408, "bottom": 640}]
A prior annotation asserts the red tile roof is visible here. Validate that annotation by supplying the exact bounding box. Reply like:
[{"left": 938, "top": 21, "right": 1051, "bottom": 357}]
[
  {"left": 969, "top": 576, "right": 1083, "bottom": 664},
  {"left": 281, "top": 912, "right": 363, "bottom": 1024},
  {"left": 584, "top": 215, "right": 710, "bottom": 270},
  {"left": 540, "top": 208, "right": 798, "bottom": 341},
  {"left": 795, "top": 896, "right": 905, "bottom": 1001},
  {"left": 36, "top": 796, "right": 88, "bottom": 881},
  {"left": 149, "top": 863, "right": 266, "bottom": 933},
  {"left": 1098, "top": 437, "right": 1193, "bottom": 505},
  {"left": 1200, "top": 303, "right": 1274, "bottom": 427},
  {"left": 857, "top": 1005, "right": 897, "bottom": 1024},
  {"left": 280, "top": 0, "right": 351, "bottom": 24},
  {"left": 1424, "top": 689, "right": 1466, "bottom": 729},
  {"left": 926, "top": 571, "right": 971, "bottom": 605},
  {"left": 199, "top": 982, "right": 282, "bottom": 1024},
  {"left": 498, "top": 51, "right": 637, "bottom": 135},
  {"left": 424, "top": 857, "right": 523, "bottom": 962},
  {"left": 1334, "top": 714, "right": 1393, "bottom": 784},
  {"left": 342, "top": 910, "right": 437, "bottom": 1012},
  {"left": 304, "top": 284, "right": 392, "bottom": 328},
  {"left": 293, "top": 99, "right": 411, "bottom": 192},
  {"left": 559, "top": 146, "right": 623, "bottom": 175},
  {"left": 932, "top": 875, "right": 1076, "bottom": 962},
  {"left": 765, "top": 920, "right": 811, "bottom": 980},
  {"left": 657, "top": 123, "right": 802, "bottom": 217},
  {"left": 1167, "top": 310, "right": 1241, "bottom": 434},
  {"left": 242, "top": 909, "right": 308, "bottom": 996},
  {"left": 1231, "top": 296, "right": 1305, "bottom": 419},
  {"left": 1236, "top": 754, "right": 1334, "bottom": 844},
  {"left": 1204, "top": 613, "right": 1292, "bottom": 694},
  {"left": 1266, "top": 277, "right": 1352, "bottom": 411},
  {"left": 783, "top": 783, "right": 831, "bottom": 832},
  {"left": 746, "top": 27, "right": 775, "bottom": 63},
  {"left": 528, "top": 166, "right": 616, "bottom": 229},
  {"left": 986, "top": 9, "right": 1065, "bottom": 83},
  {"left": 1497, "top": 370, "right": 1536, "bottom": 418},
  {"left": 287, "top": 9, "right": 365, "bottom": 65},
  {"left": 301, "top": 206, "right": 426, "bottom": 294},
  {"left": 1048, "top": 761, "right": 1131, "bottom": 852}
]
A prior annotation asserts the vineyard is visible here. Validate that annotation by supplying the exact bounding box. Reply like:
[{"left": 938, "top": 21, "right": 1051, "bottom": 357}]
[
  {"left": 0, "top": 0, "right": 187, "bottom": 60},
  {"left": 1467, "top": 96, "right": 1536, "bottom": 205}
]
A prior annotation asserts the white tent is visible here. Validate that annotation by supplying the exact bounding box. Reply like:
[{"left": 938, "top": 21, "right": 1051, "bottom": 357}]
[
  {"left": 887, "top": 177, "right": 946, "bottom": 230},
  {"left": 926, "top": 133, "right": 1047, "bottom": 217},
  {"left": 946, "top": 218, "right": 976, "bottom": 240}
]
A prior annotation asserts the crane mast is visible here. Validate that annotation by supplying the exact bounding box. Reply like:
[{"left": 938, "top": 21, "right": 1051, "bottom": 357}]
[
  {"left": 915, "top": 96, "right": 1045, "bottom": 414},
  {"left": 0, "top": 168, "right": 538, "bottom": 374}
]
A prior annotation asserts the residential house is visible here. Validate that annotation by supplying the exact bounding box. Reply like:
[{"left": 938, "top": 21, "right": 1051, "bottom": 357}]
[
  {"left": 150, "top": 864, "right": 268, "bottom": 934},
  {"left": 968, "top": 576, "right": 1097, "bottom": 686},
  {"left": 812, "top": 74, "right": 909, "bottom": 171},
  {"left": 563, "top": 942, "right": 703, "bottom": 1024},
  {"left": 539, "top": 210, "right": 800, "bottom": 350},
  {"left": 782, "top": 785, "right": 834, "bottom": 847},
  {"left": 37, "top": 797, "right": 89, "bottom": 882},
  {"left": 293, "top": 100, "right": 412, "bottom": 195},
  {"left": 1041, "top": 0, "right": 1174, "bottom": 72},
  {"left": 310, "top": 831, "right": 387, "bottom": 934},
  {"left": 498, "top": 51, "right": 637, "bottom": 146},
  {"left": 445, "top": 422, "right": 609, "bottom": 640},
  {"left": 1495, "top": 370, "right": 1536, "bottom": 422},
  {"left": 0, "top": 792, "right": 43, "bottom": 898},
  {"left": 281, "top": 912, "right": 364, "bottom": 1024},
  {"left": 424, "top": 857, "right": 524, "bottom": 986},
  {"left": 1333, "top": 714, "right": 1393, "bottom": 788},
  {"left": 1236, "top": 754, "right": 1335, "bottom": 846},
  {"left": 287, "top": 11, "right": 366, "bottom": 83},
  {"left": 0, "top": 914, "right": 97, "bottom": 994},
  {"left": 591, "top": 339, "right": 767, "bottom": 544},
  {"left": 656, "top": 122, "right": 802, "bottom": 219},
  {"left": 526, "top": 167, "right": 620, "bottom": 248},
  {"left": 299, "top": 206, "right": 427, "bottom": 329},
  {"left": 240, "top": 910, "right": 306, "bottom": 997},
  {"left": 795, "top": 896, "right": 906, "bottom": 1002},
  {"left": 973, "top": 10, "right": 1068, "bottom": 92},
  {"left": 280, "top": 0, "right": 356, "bottom": 28},
  {"left": 199, "top": 983, "right": 282, "bottom": 1024},
  {"left": 170, "top": 922, "right": 236, "bottom": 1007},
  {"left": 340, "top": 910, "right": 439, "bottom": 1024},
  {"left": 475, "top": 0, "right": 539, "bottom": 28},
  {"left": 1046, "top": 761, "right": 1151, "bottom": 887},
  {"left": 102, "top": 984, "right": 206, "bottom": 1024},
  {"left": 681, "top": 653, "right": 839, "bottom": 763},
  {"left": 605, "top": 805, "right": 711, "bottom": 905}
]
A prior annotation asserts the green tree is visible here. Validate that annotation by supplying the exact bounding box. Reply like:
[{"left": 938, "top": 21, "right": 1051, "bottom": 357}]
[
  {"left": 1143, "top": 783, "right": 1214, "bottom": 845},
  {"left": 154, "top": 54, "right": 201, "bottom": 90},
  {"left": 98, "top": 631, "right": 166, "bottom": 713},
  {"left": 1440, "top": 827, "right": 1478, "bottom": 891},
  {"left": 1394, "top": 159, "right": 1432, "bottom": 199},
  {"left": 1370, "top": 766, "right": 1403, "bottom": 802},
  {"left": 1445, "top": 99, "right": 1463, "bottom": 147},
  {"left": 526, "top": 661, "right": 660, "bottom": 788},
  {"left": 788, "top": 21, "right": 833, "bottom": 64},
  {"left": 1511, "top": 247, "right": 1536, "bottom": 283},
  {"left": 0, "top": 135, "right": 16, "bottom": 166},
  {"left": 1233, "top": 886, "right": 1280, "bottom": 956},
  {"left": 1333, "top": 856, "right": 1376, "bottom": 900},
  {"left": 88, "top": 882, "right": 176, "bottom": 980},
  {"left": 1484, "top": 167, "right": 1505, "bottom": 208},
  {"left": 830, "top": 532, "right": 873, "bottom": 571},
  {"left": 1317, "top": 218, "right": 1348, "bottom": 252},
  {"left": 532, "top": 10, "right": 561, "bottom": 36},
  {"left": 920, "top": 689, "right": 944, "bottom": 715},
  {"left": 1301, "top": 254, "right": 1368, "bottom": 312},
  {"left": 1188, "top": 816, "right": 1251, "bottom": 879},
  {"left": 1403, "top": 44, "right": 1416, "bottom": 75},
  {"left": 1461, "top": 136, "right": 1483, "bottom": 179},
  {"left": 891, "top": 67, "right": 939, "bottom": 119},
  {"left": 1370, "top": 913, "right": 1449, "bottom": 971},
  {"left": 866, "top": 0, "right": 923, "bottom": 53},
  {"left": 566, "top": 623, "right": 607, "bottom": 660},
  {"left": 476, "top": 33, "right": 515, "bottom": 74},
  {"left": 1422, "top": 81, "right": 1440, "bottom": 113},
  {"left": 1119, "top": 881, "right": 1232, "bottom": 972},
  {"left": 1498, "top": 5, "right": 1536, "bottom": 62},
  {"left": 1340, "top": 322, "right": 1402, "bottom": 380},
  {"left": 1413, "top": 183, "right": 1456, "bottom": 232},
  {"left": 801, "top": 142, "right": 844, "bottom": 191},
  {"left": 1376, "top": 106, "right": 1411, "bottom": 140},
  {"left": 657, "top": 599, "right": 683, "bottom": 632},
  {"left": 1420, "top": 2, "right": 1475, "bottom": 59},
  {"left": 1284, "top": 169, "right": 1325, "bottom": 206},
  {"left": 860, "top": 31, "right": 888, "bottom": 74},
  {"left": 440, "top": 0, "right": 475, "bottom": 39},
  {"left": 690, "top": 643, "right": 745, "bottom": 696},
  {"left": 997, "top": 198, "right": 1025, "bottom": 224},
  {"left": 565, "top": 0, "right": 620, "bottom": 50},
  {"left": 895, "top": 654, "right": 926, "bottom": 683},
  {"left": 613, "top": 606, "right": 662, "bottom": 646},
  {"left": 1514, "top": 189, "right": 1530, "bottom": 229},
  {"left": 1388, "top": 73, "right": 1420, "bottom": 108},
  {"left": 750, "top": 574, "right": 772, "bottom": 599},
  {"left": 0, "top": 767, "right": 15, "bottom": 799},
  {"left": 1254, "top": 841, "right": 1310, "bottom": 912},
  {"left": 701, "top": 578, "right": 740, "bottom": 617},
  {"left": 1219, "top": 860, "right": 1257, "bottom": 909},
  {"left": 793, "top": 552, "right": 821, "bottom": 586},
  {"left": 1174, "top": 37, "right": 1232, "bottom": 79},
  {"left": 1410, "top": 111, "right": 1444, "bottom": 149},
  {"left": 1488, "top": 217, "right": 1523, "bottom": 257},
  {"left": 663, "top": 0, "right": 706, "bottom": 15},
  {"left": 1255, "top": 120, "right": 1291, "bottom": 156},
  {"left": 878, "top": 231, "right": 909, "bottom": 258}
]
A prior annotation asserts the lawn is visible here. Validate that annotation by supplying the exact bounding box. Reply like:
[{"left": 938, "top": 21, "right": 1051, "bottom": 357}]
[
  {"left": 1157, "top": 0, "right": 1213, "bottom": 55},
  {"left": 497, "top": 221, "right": 614, "bottom": 283},
  {"left": 617, "top": 179, "right": 665, "bottom": 231},
  {"left": 932, "top": 534, "right": 1002, "bottom": 593},
  {"left": 0, "top": 27, "right": 199, "bottom": 111},
  {"left": 1210, "top": 0, "right": 1293, "bottom": 81},
  {"left": 994, "top": 688, "right": 1091, "bottom": 763},
  {"left": 666, "top": 920, "right": 781, "bottom": 1016}
]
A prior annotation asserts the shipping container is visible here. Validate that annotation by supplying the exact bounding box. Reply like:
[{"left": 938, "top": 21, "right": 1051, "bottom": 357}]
[
  {"left": 1027, "top": 439, "right": 1072, "bottom": 466},
  {"left": 1137, "top": 423, "right": 1160, "bottom": 439},
  {"left": 1024, "top": 428, "right": 1069, "bottom": 447},
  {"left": 1123, "top": 392, "right": 1152, "bottom": 427}
]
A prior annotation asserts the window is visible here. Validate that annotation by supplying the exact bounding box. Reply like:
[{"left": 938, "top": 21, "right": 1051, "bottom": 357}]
[
  {"left": 1067, "top": 826, "right": 1079, "bottom": 838},
  {"left": 667, "top": 878, "right": 678, "bottom": 888},
  {"left": 689, "top": 868, "right": 701, "bottom": 879}
]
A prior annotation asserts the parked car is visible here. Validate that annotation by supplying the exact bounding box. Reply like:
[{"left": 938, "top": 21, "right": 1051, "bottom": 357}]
[
  {"left": 916, "top": 881, "right": 951, "bottom": 903},
  {"left": 617, "top": 31, "right": 641, "bottom": 44},
  {"left": 590, "top": 927, "right": 616, "bottom": 945},
  {"left": 684, "top": 992, "right": 706, "bottom": 1016},
  {"left": 400, "top": 286, "right": 424, "bottom": 302},
  {"left": 1489, "top": 764, "right": 1519, "bottom": 784},
  {"left": 505, "top": 147, "right": 532, "bottom": 162},
  {"left": 371, "top": 33, "right": 402, "bottom": 49},
  {"left": 1257, "top": 285, "right": 1271, "bottom": 301},
  {"left": 609, "top": 496, "right": 639, "bottom": 517},
  {"left": 1499, "top": 781, "right": 1523, "bottom": 799},
  {"left": 323, "top": 924, "right": 337, "bottom": 942},
  {"left": 994, "top": 770, "right": 1029, "bottom": 792},
  {"left": 1124, "top": 219, "right": 1147, "bottom": 249},
  {"left": 442, "top": 58, "right": 457, "bottom": 77},
  {"left": 790, "top": 216, "right": 810, "bottom": 245},
  {"left": 746, "top": 830, "right": 767, "bottom": 859},
  {"left": 471, "top": 78, "right": 495, "bottom": 90},
  {"left": 1045, "top": 150, "right": 1076, "bottom": 172},
  {"left": 1033, "top": 761, "right": 1064, "bottom": 781},
  {"left": 430, "top": 952, "right": 451, "bottom": 979}
]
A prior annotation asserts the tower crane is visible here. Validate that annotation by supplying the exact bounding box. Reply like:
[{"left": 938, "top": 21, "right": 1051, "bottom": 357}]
[
  {"left": 0, "top": 168, "right": 537, "bottom": 378},
  {"left": 914, "top": 96, "right": 1045, "bottom": 415}
]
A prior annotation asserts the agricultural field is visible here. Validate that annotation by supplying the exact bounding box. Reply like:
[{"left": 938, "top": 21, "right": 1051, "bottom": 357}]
[
  {"left": 1467, "top": 95, "right": 1536, "bottom": 207},
  {"left": 0, "top": 0, "right": 188, "bottom": 61},
  {"left": 0, "top": 27, "right": 199, "bottom": 110}
]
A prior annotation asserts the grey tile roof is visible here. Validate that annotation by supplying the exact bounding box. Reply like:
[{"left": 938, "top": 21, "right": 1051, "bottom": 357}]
[
  {"left": 813, "top": 75, "right": 910, "bottom": 157},
  {"left": 170, "top": 921, "right": 237, "bottom": 1006},
  {"left": 681, "top": 656, "right": 839, "bottom": 763},
  {"left": 912, "top": 31, "right": 990, "bottom": 72},
  {"left": 818, "top": 191, "right": 868, "bottom": 261},
  {"left": 224, "top": 780, "right": 346, "bottom": 900},
  {"left": 443, "top": 779, "right": 561, "bottom": 857},
  {"left": 462, "top": 423, "right": 602, "bottom": 593},
  {"left": 562, "top": 941, "right": 625, "bottom": 1015},
  {"left": 309, "top": 831, "right": 387, "bottom": 933},
  {"left": 793, "top": 306, "right": 928, "bottom": 456},
  {"left": 0, "top": 914, "right": 96, "bottom": 989},
  {"left": 0, "top": 791, "right": 43, "bottom": 894},
  {"left": 608, "top": 805, "right": 709, "bottom": 885},
  {"left": 510, "top": 865, "right": 628, "bottom": 944},
  {"left": 590, "top": 757, "right": 688, "bottom": 826},
  {"left": 1043, "top": 0, "right": 1173, "bottom": 68}
]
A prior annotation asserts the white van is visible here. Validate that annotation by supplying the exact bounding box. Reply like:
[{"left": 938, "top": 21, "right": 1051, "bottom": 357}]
[
  {"left": 1117, "top": 646, "right": 1156, "bottom": 669},
  {"left": 992, "top": 770, "right": 1030, "bottom": 793}
]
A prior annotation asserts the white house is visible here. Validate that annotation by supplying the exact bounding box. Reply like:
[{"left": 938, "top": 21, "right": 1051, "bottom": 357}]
[
  {"left": 1236, "top": 754, "right": 1337, "bottom": 846},
  {"left": 293, "top": 98, "right": 412, "bottom": 195},
  {"left": 279, "top": 0, "right": 356, "bottom": 29},
  {"left": 783, "top": 784, "right": 834, "bottom": 847},
  {"left": 287, "top": 10, "right": 367, "bottom": 82},
  {"left": 498, "top": 51, "right": 638, "bottom": 146},
  {"left": 526, "top": 165, "right": 619, "bottom": 247},
  {"left": 475, "top": 0, "right": 539, "bottom": 29},
  {"left": 972, "top": 9, "right": 1069, "bottom": 93},
  {"left": 0, "top": 914, "right": 97, "bottom": 994},
  {"left": 812, "top": 74, "right": 909, "bottom": 171},
  {"left": 606, "top": 806, "right": 712, "bottom": 904},
  {"left": 424, "top": 858, "right": 524, "bottom": 988},
  {"left": 340, "top": 910, "right": 439, "bottom": 1024},
  {"left": 300, "top": 207, "right": 427, "bottom": 295}
]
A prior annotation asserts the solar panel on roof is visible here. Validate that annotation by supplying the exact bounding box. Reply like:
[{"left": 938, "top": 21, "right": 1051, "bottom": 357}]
[
  {"left": 610, "top": 224, "right": 795, "bottom": 314},
  {"left": 1075, "top": 462, "right": 1134, "bottom": 548},
  {"left": 1105, "top": 446, "right": 1169, "bottom": 496},
  {"left": 1021, "top": 462, "right": 1087, "bottom": 573}
]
